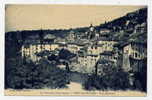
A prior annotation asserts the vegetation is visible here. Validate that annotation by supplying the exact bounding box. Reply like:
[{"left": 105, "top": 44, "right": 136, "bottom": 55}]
[
  {"left": 132, "top": 58, "right": 147, "bottom": 92},
  {"left": 5, "top": 8, "right": 147, "bottom": 91},
  {"left": 84, "top": 59, "right": 131, "bottom": 91},
  {"left": 83, "top": 70, "right": 130, "bottom": 91},
  {"left": 5, "top": 55, "right": 70, "bottom": 89},
  {"left": 83, "top": 58, "right": 147, "bottom": 92}
]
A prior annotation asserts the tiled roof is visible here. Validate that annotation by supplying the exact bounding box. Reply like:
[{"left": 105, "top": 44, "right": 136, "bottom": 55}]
[{"left": 100, "top": 51, "right": 114, "bottom": 56}]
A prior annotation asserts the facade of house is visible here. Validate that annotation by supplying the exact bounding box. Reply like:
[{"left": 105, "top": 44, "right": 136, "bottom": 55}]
[
  {"left": 87, "top": 40, "right": 118, "bottom": 55},
  {"left": 98, "top": 40, "right": 118, "bottom": 51},
  {"left": 87, "top": 44, "right": 102, "bottom": 55},
  {"left": 95, "top": 51, "right": 119, "bottom": 75},
  {"left": 122, "top": 42, "right": 147, "bottom": 72},
  {"left": 76, "top": 54, "right": 100, "bottom": 73},
  {"left": 99, "top": 29, "right": 110, "bottom": 35},
  {"left": 66, "top": 43, "right": 83, "bottom": 54},
  {"left": 66, "top": 30, "right": 76, "bottom": 42},
  {"left": 100, "top": 51, "right": 118, "bottom": 63},
  {"left": 123, "top": 42, "right": 146, "bottom": 60},
  {"left": 134, "top": 22, "right": 147, "bottom": 33},
  {"left": 21, "top": 43, "right": 60, "bottom": 61}
]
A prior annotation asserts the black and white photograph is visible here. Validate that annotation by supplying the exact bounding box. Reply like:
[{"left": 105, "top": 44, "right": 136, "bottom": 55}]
[{"left": 4, "top": 4, "right": 147, "bottom": 96}]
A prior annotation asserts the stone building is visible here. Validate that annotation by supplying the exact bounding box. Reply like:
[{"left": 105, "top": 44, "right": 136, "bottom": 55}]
[
  {"left": 87, "top": 24, "right": 99, "bottom": 40},
  {"left": 122, "top": 41, "right": 147, "bottom": 72},
  {"left": 87, "top": 38, "right": 118, "bottom": 55},
  {"left": 134, "top": 22, "right": 147, "bottom": 33},
  {"left": 66, "top": 30, "right": 76, "bottom": 42},
  {"left": 87, "top": 44, "right": 102, "bottom": 55},
  {"left": 21, "top": 42, "right": 60, "bottom": 62},
  {"left": 66, "top": 43, "right": 84, "bottom": 54},
  {"left": 100, "top": 51, "right": 118, "bottom": 63},
  {"left": 76, "top": 54, "right": 100, "bottom": 74},
  {"left": 97, "top": 39, "right": 118, "bottom": 52},
  {"left": 99, "top": 28, "right": 110, "bottom": 36}
]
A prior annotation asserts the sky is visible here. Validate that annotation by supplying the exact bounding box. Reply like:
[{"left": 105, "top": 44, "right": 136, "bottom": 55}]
[{"left": 5, "top": 5, "right": 146, "bottom": 32}]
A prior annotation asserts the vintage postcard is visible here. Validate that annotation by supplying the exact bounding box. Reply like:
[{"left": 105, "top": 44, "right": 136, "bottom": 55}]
[{"left": 5, "top": 5, "right": 147, "bottom": 96}]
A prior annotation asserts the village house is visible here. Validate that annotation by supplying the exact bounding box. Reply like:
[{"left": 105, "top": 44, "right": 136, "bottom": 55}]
[
  {"left": 97, "top": 39, "right": 118, "bottom": 51},
  {"left": 67, "top": 46, "right": 100, "bottom": 74},
  {"left": 21, "top": 41, "right": 60, "bottom": 62},
  {"left": 66, "top": 30, "right": 76, "bottom": 42},
  {"left": 66, "top": 43, "right": 84, "bottom": 54},
  {"left": 134, "top": 22, "right": 147, "bottom": 33},
  {"left": 95, "top": 59, "right": 115, "bottom": 76},
  {"left": 58, "top": 43, "right": 67, "bottom": 50},
  {"left": 94, "top": 50, "right": 119, "bottom": 76},
  {"left": 76, "top": 54, "right": 100, "bottom": 74},
  {"left": 100, "top": 51, "right": 118, "bottom": 63},
  {"left": 87, "top": 38, "right": 118, "bottom": 55},
  {"left": 99, "top": 28, "right": 110, "bottom": 35},
  {"left": 87, "top": 44, "right": 103, "bottom": 55},
  {"left": 122, "top": 41, "right": 147, "bottom": 72}
]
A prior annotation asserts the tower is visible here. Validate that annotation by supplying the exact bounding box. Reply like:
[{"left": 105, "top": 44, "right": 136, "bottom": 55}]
[
  {"left": 89, "top": 23, "right": 94, "bottom": 32},
  {"left": 39, "top": 29, "right": 44, "bottom": 51},
  {"left": 88, "top": 23, "right": 96, "bottom": 39}
]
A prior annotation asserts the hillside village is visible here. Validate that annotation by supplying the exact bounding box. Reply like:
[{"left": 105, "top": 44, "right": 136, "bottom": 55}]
[{"left": 5, "top": 8, "right": 147, "bottom": 91}]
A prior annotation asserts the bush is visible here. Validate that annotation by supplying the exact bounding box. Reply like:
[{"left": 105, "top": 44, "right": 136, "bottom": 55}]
[
  {"left": 5, "top": 56, "right": 70, "bottom": 89},
  {"left": 83, "top": 70, "right": 131, "bottom": 90}
]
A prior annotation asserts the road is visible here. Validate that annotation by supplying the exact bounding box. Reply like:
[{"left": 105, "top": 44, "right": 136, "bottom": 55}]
[{"left": 67, "top": 72, "right": 88, "bottom": 90}]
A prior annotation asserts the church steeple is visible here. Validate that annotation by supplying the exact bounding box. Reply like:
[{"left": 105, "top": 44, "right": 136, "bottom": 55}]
[
  {"left": 90, "top": 23, "right": 93, "bottom": 27},
  {"left": 89, "top": 23, "right": 94, "bottom": 32}
]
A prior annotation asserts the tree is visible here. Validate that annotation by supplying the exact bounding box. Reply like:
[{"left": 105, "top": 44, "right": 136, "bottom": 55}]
[
  {"left": 5, "top": 56, "right": 37, "bottom": 89},
  {"left": 133, "top": 58, "right": 147, "bottom": 92},
  {"left": 83, "top": 58, "right": 131, "bottom": 91},
  {"left": 5, "top": 55, "right": 70, "bottom": 89},
  {"left": 58, "top": 49, "right": 76, "bottom": 72},
  {"left": 101, "top": 69, "right": 130, "bottom": 90},
  {"left": 95, "top": 59, "right": 116, "bottom": 76},
  {"left": 83, "top": 68, "right": 130, "bottom": 90},
  {"left": 36, "top": 59, "right": 69, "bottom": 89}
]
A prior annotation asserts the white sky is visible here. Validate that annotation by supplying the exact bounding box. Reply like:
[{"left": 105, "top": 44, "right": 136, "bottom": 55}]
[{"left": 5, "top": 5, "right": 145, "bottom": 32}]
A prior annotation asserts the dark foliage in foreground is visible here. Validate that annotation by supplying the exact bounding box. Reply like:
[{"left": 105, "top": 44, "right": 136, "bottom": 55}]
[
  {"left": 83, "top": 69, "right": 131, "bottom": 91},
  {"left": 5, "top": 56, "right": 70, "bottom": 89},
  {"left": 133, "top": 58, "right": 147, "bottom": 92},
  {"left": 83, "top": 67, "right": 147, "bottom": 92}
]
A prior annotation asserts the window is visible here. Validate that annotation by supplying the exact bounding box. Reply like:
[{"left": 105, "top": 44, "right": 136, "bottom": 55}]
[
  {"left": 114, "top": 56, "right": 117, "bottom": 60},
  {"left": 135, "top": 52, "right": 138, "bottom": 58},
  {"left": 90, "top": 51, "right": 92, "bottom": 54},
  {"left": 111, "top": 56, "right": 113, "bottom": 59},
  {"left": 126, "top": 50, "right": 129, "bottom": 53}
]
